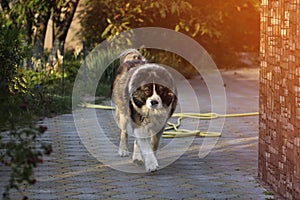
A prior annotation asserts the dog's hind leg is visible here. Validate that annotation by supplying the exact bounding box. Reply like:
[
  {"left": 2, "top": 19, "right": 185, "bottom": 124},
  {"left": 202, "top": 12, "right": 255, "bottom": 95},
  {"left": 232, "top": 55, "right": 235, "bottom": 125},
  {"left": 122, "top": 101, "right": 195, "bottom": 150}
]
[
  {"left": 151, "top": 128, "right": 164, "bottom": 154},
  {"left": 119, "top": 129, "right": 129, "bottom": 156},
  {"left": 132, "top": 139, "right": 144, "bottom": 165},
  {"left": 116, "top": 109, "right": 129, "bottom": 157}
]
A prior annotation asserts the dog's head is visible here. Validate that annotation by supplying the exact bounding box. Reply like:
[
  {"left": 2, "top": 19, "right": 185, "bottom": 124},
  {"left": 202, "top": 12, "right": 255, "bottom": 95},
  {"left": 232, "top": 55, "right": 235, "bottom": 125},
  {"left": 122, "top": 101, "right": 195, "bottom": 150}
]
[
  {"left": 132, "top": 83, "right": 176, "bottom": 110},
  {"left": 129, "top": 64, "right": 177, "bottom": 116}
]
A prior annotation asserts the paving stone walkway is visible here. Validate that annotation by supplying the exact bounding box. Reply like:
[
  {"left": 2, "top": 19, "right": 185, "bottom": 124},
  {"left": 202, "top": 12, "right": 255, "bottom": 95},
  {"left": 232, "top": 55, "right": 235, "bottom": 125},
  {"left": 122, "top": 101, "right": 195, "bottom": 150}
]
[{"left": 1, "top": 68, "right": 276, "bottom": 200}]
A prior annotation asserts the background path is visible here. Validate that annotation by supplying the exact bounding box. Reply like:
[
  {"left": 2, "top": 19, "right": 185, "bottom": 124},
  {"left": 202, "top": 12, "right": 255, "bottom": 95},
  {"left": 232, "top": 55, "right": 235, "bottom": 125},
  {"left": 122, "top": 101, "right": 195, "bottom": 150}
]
[{"left": 1, "top": 68, "right": 276, "bottom": 200}]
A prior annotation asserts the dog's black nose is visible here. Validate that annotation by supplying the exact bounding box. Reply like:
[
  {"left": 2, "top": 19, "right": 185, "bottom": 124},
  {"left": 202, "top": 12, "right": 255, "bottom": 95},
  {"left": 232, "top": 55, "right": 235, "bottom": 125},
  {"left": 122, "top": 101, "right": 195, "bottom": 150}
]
[{"left": 150, "top": 100, "right": 159, "bottom": 106}]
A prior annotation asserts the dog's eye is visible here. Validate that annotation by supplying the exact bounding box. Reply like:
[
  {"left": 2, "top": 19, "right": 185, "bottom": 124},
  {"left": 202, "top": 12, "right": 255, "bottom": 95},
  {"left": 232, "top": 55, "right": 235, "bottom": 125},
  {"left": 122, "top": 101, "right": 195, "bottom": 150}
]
[
  {"left": 144, "top": 89, "right": 151, "bottom": 95},
  {"left": 142, "top": 87, "right": 152, "bottom": 95},
  {"left": 168, "top": 92, "right": 174, "bottom": 97},
  {"left": 155, "top": 85, "right": 164, "bottom": 94},
  {"left": 133, "top": 55, "right": 141, "bottom": 60}
]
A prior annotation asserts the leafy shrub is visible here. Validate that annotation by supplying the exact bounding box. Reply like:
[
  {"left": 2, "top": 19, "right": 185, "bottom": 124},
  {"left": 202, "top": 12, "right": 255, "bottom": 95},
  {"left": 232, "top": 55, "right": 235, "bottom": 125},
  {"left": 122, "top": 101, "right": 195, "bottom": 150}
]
[
  {"left": 0, "top": 23, "right": 52, "bottom": 199},
  {"left": 144, "top": 49, "right": 198, "bottom": 79}
]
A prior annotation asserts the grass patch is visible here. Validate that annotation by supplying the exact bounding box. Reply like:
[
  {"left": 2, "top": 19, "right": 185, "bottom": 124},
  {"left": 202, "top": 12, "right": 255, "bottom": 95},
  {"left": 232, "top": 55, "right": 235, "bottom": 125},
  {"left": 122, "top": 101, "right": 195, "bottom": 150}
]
[
  {"left": 50, "top": 95, "right": 72, "bottom": 115},
  {"left": 96, "top": 83, "right": 111, "bottom": 98}
]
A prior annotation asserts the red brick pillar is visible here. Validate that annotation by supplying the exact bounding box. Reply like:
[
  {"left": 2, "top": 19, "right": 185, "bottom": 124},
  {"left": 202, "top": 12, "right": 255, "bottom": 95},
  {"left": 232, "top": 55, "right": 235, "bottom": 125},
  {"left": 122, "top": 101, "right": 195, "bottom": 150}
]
[{"left": 259, "top": 0, "right": 300, "bottom": 199}]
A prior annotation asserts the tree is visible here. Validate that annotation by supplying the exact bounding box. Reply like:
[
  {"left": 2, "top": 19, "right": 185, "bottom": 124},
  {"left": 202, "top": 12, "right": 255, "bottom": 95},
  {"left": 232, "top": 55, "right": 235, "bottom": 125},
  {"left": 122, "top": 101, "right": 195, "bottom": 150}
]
[
  {"left": 49, "top": 0, "right": 79, "bottom": 69},
  {"left": 80, "top": 0, "right": 222, "bottom": 49},
  {"left": 80, "top": 0, "right": 260, "bottom": 67},
  {"left": 0, "top": 0, "right": 79, "bottom": 70},
  {"left": 1, "top": 0, "right": 48, "bottom": 61}
]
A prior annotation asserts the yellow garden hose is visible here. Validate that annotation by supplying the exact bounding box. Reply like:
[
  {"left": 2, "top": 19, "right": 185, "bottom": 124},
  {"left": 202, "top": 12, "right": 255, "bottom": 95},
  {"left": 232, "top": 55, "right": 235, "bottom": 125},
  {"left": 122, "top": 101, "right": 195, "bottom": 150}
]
[
  {"left": 79, "top": 103, "right": 115, "bottom": 110},
  {"left": 163, "top": 112, "right": 258, "bottom": 138},
  {"left": 79, "top": 102, "right": 259, "bottom": 138}
]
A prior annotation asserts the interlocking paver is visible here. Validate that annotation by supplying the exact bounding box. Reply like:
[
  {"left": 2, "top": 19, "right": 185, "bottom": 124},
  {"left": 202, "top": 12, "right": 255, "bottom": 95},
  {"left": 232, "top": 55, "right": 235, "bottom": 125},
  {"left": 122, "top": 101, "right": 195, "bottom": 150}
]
[{"left": 0, "top": 68, "right": 277, "bottom": 200}]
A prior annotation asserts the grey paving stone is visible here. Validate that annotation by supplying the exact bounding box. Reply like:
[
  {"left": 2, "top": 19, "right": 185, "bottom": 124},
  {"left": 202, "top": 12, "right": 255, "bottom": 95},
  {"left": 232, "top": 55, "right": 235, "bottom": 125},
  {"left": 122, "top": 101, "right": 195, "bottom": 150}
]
[{"left": 0, "top": 68, "right": 276, "bottom": 200}]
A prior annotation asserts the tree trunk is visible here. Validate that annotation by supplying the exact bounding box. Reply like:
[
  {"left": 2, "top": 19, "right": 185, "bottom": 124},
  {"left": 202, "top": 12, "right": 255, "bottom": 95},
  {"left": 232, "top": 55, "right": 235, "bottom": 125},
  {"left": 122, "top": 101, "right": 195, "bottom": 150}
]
[
  {"left": 47, "top": 0, "right": 79, "bottom": 72},
  {"left": 48, "top": 38, "right": 64, "bottom": 72},
  {"left": 0, "top": 0, "right": 10, "bottom": 11},
  {"left": 33, "top": 13, "right": 51, "bottom": 59},
  {"left": 31, "top": 1, "right": 51, "bottom": 71}
]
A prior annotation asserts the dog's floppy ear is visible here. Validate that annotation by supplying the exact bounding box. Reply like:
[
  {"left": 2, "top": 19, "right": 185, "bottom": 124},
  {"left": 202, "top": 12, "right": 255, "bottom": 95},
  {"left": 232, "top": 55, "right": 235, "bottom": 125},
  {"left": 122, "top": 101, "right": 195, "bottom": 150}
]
[
  {"left": 131, "top": 96, "right": 144, "bottom": 108},
  {"left": 169, "top": 92, "right": 177, "bottom": 117},
  {"left": 129, "top": 99, "right": 144, "bottom": 126}
]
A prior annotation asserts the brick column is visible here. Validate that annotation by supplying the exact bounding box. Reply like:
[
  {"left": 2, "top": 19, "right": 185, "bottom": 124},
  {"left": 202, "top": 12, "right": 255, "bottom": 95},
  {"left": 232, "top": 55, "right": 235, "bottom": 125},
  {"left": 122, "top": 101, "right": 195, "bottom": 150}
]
[{"left": 259, "top": 0, "right": 300, "bottom": 199}]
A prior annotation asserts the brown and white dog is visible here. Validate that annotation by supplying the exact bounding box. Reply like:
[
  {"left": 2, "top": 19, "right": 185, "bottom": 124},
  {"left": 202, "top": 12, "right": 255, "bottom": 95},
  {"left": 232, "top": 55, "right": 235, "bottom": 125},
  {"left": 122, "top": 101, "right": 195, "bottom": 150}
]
[{"left": 111, "top": 49, "right": 177, "bottom": 172}]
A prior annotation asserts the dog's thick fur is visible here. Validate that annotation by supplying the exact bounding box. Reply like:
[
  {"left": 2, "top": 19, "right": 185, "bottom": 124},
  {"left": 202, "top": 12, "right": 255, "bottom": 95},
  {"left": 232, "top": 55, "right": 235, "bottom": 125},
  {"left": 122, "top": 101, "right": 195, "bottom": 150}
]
[{"left": 111, "top": 49, "right": 177, "bottom": 172}]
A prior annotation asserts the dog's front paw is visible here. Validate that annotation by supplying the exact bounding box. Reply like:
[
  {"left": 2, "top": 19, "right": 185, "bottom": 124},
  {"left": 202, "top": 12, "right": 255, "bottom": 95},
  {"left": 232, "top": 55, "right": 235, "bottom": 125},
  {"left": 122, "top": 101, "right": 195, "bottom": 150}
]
[
  {"left": 118, "top": 148, "right": 130, "bottom": 157},
  {"left": 144, "top": 153, "right": 159, "bottom": 172}
]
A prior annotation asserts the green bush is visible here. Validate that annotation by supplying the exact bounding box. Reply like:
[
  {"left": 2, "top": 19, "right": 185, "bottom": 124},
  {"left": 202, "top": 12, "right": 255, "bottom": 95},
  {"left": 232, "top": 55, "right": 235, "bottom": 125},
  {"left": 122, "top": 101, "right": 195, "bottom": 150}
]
[
  {"left": 0, "top": 23, "right": 52, "bottom": 200},
  {"left": 144, "top": 49, "right": 198, "bottom": 79},
  {"left": 80, "top": 0, "right": 260, "bottom": 69}
]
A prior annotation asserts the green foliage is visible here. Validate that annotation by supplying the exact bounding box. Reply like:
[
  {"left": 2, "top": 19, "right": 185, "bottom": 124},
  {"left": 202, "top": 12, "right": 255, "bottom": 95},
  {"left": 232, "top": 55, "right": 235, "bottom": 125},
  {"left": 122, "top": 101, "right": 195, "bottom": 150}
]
[
  {"left": 0, "top": 21, "right": 28, "bottom": 125},
  {"left": 0, "top": 23, "right": 26, "bottom": 91},
  {"left": 0, "top": 23, "right": 53, "bottom": 199},
  {"left": 2, "top": 0, "right": 49, "bottom": 26},
  {"left": 0, "top": 4, "right": 79, "bottom": 198},
  {"left": 80, "top": 0, "right": 260, "bottom": 69},
  {"left": 197, "top": 0, "right": 260, "bottom": 67},
  {"left": 1, "top": 0, "right": 79, "bottom": 72},
  {"left": 1, "top": 125, "right": 52, "bottom": 200},
  {"left": 144, "top": 49, "right": 198, "bottom": 79},
  {"left": 96, "top": 84, "right": 112, "bottom": 97},
  {"left": 11, "top": 50, "right": 80, "bottom": 116},
  {"left": 72, "top": 47, "right": 115, "bottom": 98},
  {"left": 80, "top": 0, "right": 219, "bottom": 49},
  {"left": 63, "top": 51, "right": 83, "bottom": 82},
  {"left": 16, "top": 69, "right": 73, "bottom": 117},
  {"left": 94, "top": 48, "right": 197, "bottom": 99}
]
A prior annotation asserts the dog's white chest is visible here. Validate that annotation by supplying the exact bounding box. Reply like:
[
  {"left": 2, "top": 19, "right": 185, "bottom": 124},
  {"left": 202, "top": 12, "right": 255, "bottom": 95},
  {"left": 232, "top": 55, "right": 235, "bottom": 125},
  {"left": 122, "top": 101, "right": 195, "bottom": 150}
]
[{"left": 146, "top": 110, "right": 169, "bottom": 133}]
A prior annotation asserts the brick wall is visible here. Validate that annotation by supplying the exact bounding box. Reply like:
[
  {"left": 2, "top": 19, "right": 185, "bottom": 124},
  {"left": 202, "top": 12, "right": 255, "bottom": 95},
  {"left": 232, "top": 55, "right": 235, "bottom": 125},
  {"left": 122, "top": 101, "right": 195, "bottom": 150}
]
[{"left": 259, "top": 0, "right": 300, "bottom": 199}]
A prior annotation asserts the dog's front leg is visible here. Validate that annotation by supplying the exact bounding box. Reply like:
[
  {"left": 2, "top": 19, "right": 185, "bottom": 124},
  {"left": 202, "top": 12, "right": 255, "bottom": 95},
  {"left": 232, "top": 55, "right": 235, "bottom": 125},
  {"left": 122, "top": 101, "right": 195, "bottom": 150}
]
[
  {"left": 134, "top": 128, "right": 159, "bottom": 172},
  {"left": 151, "top": 128, "right": 164, "bottom": 153}
]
